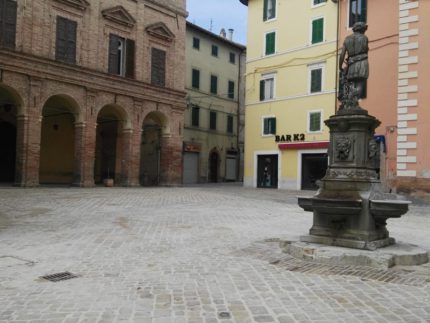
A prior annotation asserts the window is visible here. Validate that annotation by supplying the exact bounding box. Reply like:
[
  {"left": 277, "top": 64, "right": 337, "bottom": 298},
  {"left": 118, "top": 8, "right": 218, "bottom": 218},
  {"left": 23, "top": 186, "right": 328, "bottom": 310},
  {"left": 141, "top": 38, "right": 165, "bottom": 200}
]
[
  {"left": 228, "top": 81, "right": 235, "bottom": 99},
  {"left": 192, "top": 69, "right": 200, "bottom": 89},
  {"left": 0, "top": 0, "right": 17, "bottom": 49},
  {"left": 56, "top": 16, "right": 77, "bottom": 64},
  {"left": 191, "top": 106, "right": 200, "bottom": 127},
  {"left": 211, "top": 45, "right": 218, "bottom": 57},
  {"left": 210, "top": 75, "right": 218, "bottom": 94},
  {"left": 263, "top": 117, "right": 276, "bottom": 136},
  {"left": 210, "top": 111, "right": 217, "bottom": 130},
  {"left": 259, "top": 75, "right": 275, "bottom": 101},
  {"left": 108, "top": 34, "right": 135, "bottom": 78},
  {"left": 263, "top": 0, "right": 276, "bottom": 21},
  {"left": 311, "top": 17, "right": 324, "bottom": 44},
  {"left": 308, "top": 111, "right": 322, "bottom": 132},
  {"left": 193, "top": 37, "right": 200, "bottom": 50},
  {"left": 349, "top": 0, "right": 367, "bottom": 27},
  {"left": 227, "top": 115, "right": 234, "bottom": 134},
  {"left": 265, "top": 32, "right": 276, "bottom": 55},
  {"left": 229, "top": 52, "right": 236, "bottom": 64},
  {"left": 313, "top": 0, "right": 327, "bottom": 6},
  {"left": 151, "top": 48, "right": 166, "bottom": 87},
  {"left": 309, "top": 64, "right": 323, "bottom": 94}
]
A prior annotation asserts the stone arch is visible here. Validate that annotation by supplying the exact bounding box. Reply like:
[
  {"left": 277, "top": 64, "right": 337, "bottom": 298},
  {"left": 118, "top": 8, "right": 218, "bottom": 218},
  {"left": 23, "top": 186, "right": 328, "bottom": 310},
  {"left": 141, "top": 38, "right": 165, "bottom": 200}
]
[
  {"left": 39, "top": 94, "right": 81, "bottom": 184},
  {"left": 140, "top": 111, "right": 168, "bottom": 186},
  {"left": 94, "top": 104, "right": 130, "bottom": 184},
  {"left": 0, "top": 84, "right": 24, "bottom": 183},
  {"left": 208, "top": 148, "right": 220, "bottom": 183}
]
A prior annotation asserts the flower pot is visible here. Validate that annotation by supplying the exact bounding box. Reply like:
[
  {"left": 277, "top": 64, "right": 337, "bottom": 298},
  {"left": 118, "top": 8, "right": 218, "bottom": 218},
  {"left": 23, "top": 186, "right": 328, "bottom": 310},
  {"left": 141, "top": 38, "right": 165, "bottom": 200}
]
[{"left": 103, "top": 178, "right": 114, "bottom": 187}]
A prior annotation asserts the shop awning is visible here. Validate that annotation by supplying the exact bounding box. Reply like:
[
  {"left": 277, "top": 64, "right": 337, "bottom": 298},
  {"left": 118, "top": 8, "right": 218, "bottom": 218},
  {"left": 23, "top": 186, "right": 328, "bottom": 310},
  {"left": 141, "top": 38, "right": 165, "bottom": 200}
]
[{"left": 278, "top": 141, "right": 329, "bottom": 150}]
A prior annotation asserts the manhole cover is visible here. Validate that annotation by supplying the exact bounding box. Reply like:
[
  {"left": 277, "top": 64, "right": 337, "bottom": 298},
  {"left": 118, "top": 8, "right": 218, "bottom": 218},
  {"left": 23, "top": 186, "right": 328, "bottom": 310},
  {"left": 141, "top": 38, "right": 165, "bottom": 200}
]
[{"left": 40, "top": 271, "right": 78, "bottom": 282}]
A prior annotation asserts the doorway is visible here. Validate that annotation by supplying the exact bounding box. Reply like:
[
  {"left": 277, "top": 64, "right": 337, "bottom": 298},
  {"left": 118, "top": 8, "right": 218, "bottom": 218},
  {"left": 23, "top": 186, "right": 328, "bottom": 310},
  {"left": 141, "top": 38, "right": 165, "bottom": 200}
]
[
  {"left": 209, "top": 151, "right": 219, "bottom": 182},
  {"left": 257, "top": 155, "right": 278, "bottom": 188},
  {"left": 0, "top": 121, "right": 16, "bottom": 182},
  {"left": 301, "top": 153, "right": 328, "bottom": 190}
]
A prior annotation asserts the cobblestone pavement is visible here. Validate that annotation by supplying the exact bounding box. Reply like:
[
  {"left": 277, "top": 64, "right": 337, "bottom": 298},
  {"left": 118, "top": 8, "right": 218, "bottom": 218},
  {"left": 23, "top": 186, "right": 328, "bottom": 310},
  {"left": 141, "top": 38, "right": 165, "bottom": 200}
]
[{"left": 1, "top": 184, "right": 430, "bottom": 323}]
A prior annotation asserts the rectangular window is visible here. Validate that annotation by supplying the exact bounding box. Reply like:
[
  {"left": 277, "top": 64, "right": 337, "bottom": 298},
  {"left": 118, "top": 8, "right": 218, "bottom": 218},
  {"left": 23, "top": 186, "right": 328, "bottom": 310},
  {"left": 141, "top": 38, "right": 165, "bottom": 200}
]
[
  {"left": 193, "top": 37, "right": 200, "bottom": 50},
  {"left": 228, "top": 81, "right": 235, "bottom": 99},
  {"left": 229, "top": 52, "right": 236, "bottom": 64},
  {"left": 265, "top": 32, "right": 275, "bottom": 55},
  {"left": 108, "top": 34, "right": 135, "bottom": 78},
  {"left": 260, "top": 76, "right": 275, "bottom": 101},
  {"left": 151, "top": 48, "right": 166, "bottom": 87},
  {"left": 310, "top": 68, "right": 323, "bottom": 93},
  {"left": 211, "top": 45, "right": 218, "bottom": 57},
  {"left": 210, "top": 75, "right": 218, "bottom": 94},
  {"left": 263, "top": 0, "right": 276, "bottom": 21},
  {"left": 263, "top": 117, "right": 276, "bottom": 135},
  {"left": 349, "top": 0, "right": 367, "bottom": 27},
  {"left": 210, "top": 111, "right": 217, "bottom": 130},
  {"left": 309, "top": 111, "right": 322, "bottom": 132},
  {"left": 311, "top": 18, "right": 324, "bottom": 44},
  {"left": 192, "top": 69, "right": 200, "bottom": 89},
  {"left": 191, "top": 106, "right": 200, "bottom": 127},
  {"left": 313, "top": 0, "right": 327, "bottom": 5},
  {"left": 56, "top": 16, "right": 77, "bottom": 64},
  {"left": 227, "top": 115, "right": 234, "bottom": 134},
  {"left": 0, "top": 0, "right": 17, "bottom": 49}
]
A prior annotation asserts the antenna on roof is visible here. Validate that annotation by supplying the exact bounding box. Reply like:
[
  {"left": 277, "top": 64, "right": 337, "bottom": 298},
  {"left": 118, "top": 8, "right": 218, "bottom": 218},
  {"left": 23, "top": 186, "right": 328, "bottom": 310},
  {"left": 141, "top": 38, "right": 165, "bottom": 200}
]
[{"left": 209, "top": 19, "right": 213, "bottom": 32}]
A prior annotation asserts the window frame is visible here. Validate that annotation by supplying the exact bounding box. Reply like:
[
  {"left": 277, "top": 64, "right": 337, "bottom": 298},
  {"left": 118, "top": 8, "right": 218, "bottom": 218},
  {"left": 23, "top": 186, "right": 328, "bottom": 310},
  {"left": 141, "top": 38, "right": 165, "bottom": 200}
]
[
  {"left": 263, "top": 0, "right": 277, "bottom": 22},
  {"left": 228, "top": 80, "right": 235, "bottom": 99},
  {"left": 151, "top": 47, "right": 166, "bottom": 87},
  {"left": 55, "top": 16, "right": 77, "bottom": 65},
  {"left": 209, "top": 111, "right": 217, "bottom": 130},
  {"left": 259, "top": 73, "right": 276, "bottom": 102},
  {"left": 191, "top": 105, "right": 200, "bottom": 127},
  {"left": 211, "top": 44, "right": 219, "bottom": 57},
  {"left": 307, "top": 110, "right": 323, "bottom": 133},
  {"left": 192, "top": 37, "right": 200, "bottom": 50},
  {"left": 310, "top": 16, "right": 324, "bottom": 45},
  {"left": 348, "top": 0, "right": 367, "bottom": 28},
  {"left": 227, "top": 115, "right": 234, "bottom": 134},
  {"left": 264, "top": 31, "right": 276, "bottom": 56},
  {"left": 0, "top": 0, "right": 17, "bottom": 49},
  {"left": 262, "top": 115, "right": 277, "bottom": 137},
  {"left": 108, "top": 34, "right": 135, "bottom": 78},
  {"left": 192, "top": 68, "right": 200, "bottom": 89},
  {"left": 311, "top": 0, "right": 327, "bottom": 8},
  {"left": 229, "top": 52, "right": 236, "bottom": 64},
  {"left": 210, "top": 74, "right": 218, "bottom": 95},
  {"left": 308, "top": 63, "right": 325, "bottom": 94}
]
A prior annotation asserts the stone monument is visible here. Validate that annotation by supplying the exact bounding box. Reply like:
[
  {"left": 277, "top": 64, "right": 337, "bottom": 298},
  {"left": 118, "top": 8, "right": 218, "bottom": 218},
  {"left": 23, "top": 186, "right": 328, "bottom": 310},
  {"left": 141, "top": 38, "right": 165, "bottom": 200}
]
[{"left": 297, "top": 23, "right": 411, "bottom": 251}]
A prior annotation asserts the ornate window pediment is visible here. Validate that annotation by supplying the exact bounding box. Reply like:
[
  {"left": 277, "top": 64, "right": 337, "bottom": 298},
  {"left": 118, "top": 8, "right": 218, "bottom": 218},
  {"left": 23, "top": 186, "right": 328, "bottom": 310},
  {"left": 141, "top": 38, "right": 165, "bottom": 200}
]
[
  {"left": 146, "top": 22, "right": 175, "bottom": 42},
  {"left": 102, "top": 6, "right": 136, "bottom": 28},
  {"left": 53, "top": 0, "right": 90, "bottom": 11}
]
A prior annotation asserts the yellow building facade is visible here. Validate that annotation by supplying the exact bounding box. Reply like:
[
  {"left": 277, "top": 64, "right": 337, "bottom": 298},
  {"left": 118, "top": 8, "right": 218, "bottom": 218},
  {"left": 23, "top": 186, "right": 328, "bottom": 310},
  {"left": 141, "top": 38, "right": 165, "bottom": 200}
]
[{"left": 240, "top": 0, "right": 338, "bottom": 190}]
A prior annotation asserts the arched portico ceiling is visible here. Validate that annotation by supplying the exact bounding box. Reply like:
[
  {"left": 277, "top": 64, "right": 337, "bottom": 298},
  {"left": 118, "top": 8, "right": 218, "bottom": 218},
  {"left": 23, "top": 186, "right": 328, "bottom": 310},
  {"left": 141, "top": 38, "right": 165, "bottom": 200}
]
[
  {"left": 42, "top": 94, "right": 82, "bottom": 122},
  {"left": 0, "top": 84, "right": 24, "bottom": 114},
  {"left": 97, "top": 104, "right": 131, "bottom": 129},
  {"left": 142, "top": 111, "right": 170, "bottom": 135}
]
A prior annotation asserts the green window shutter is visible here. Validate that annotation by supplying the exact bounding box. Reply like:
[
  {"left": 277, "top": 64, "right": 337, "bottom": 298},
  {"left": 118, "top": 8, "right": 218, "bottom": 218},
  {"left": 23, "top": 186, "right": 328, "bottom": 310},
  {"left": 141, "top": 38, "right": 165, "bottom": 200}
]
[
  {"left": 260, "top": 80, "right": 265, "bottom": 101},
  {"left": 108, "top": 34, "right": 121, "bottom": 75},
  {"left": 228, "top": 81, "right": 235, "bottom": 99},
  {"left": 312, "top": 18, "right": 323, "bottom": 44},
  {"left": 263, "top": 118, "right": 269, "bottom": 134},
  {"left": 227, "top": 115, "right": 233, "bottom": 133},
  {"left": 125, "top": 39, "right": 135, "bottom": 79},
  {"left": 192, "top": 69, "right": 200, "bottom": 89},
  {"left": 263, "top": 0, "right": 268, "bottom": 21},
  {"left": 191, "top": 106, "right": 199, "bottom": 127},
  {"left": 270, "top": 118, "right": 276, "bottom": 134},
  {"left": 310, "top": 113, "right": 321, "bottom": 132},
  {"left": 310, "top": 69, "right": 322, "bottom": 93},
  {"left": 265, "top": 32, "right": 275, "bottom": 55},
  {"left": 210, "top": 75, "right": 218, "bottom": 94}
]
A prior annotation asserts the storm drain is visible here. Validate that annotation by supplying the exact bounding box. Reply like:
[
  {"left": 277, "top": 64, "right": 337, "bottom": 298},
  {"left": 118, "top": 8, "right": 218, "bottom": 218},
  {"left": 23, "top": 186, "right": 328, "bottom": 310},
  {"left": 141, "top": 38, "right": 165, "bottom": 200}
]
[{"left": 40, "top": 271, "right": 78, "bottom": 282}]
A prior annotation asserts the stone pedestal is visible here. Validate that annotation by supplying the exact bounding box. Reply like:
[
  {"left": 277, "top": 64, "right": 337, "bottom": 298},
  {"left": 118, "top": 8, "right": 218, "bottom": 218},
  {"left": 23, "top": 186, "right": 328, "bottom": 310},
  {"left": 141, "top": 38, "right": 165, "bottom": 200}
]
[{"left": 298, "top": 110, "right": 410, "bottom": 250}]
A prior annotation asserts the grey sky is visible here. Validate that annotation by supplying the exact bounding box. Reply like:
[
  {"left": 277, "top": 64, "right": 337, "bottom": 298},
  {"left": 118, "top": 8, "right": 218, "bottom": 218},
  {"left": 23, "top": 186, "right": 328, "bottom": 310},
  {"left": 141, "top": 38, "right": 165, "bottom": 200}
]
[{"left": 186, "top": 0, "right": 248, "bottom": 45}]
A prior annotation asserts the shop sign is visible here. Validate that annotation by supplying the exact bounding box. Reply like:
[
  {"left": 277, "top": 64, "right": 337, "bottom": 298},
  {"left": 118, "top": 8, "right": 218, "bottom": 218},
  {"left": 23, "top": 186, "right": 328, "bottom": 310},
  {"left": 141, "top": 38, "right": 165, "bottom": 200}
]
[
  {"left": 183, "top": 142, "right": 201, "bottom": 152},
  {"left": 275, "top": 134, "right": 305, "bottom": 143}
]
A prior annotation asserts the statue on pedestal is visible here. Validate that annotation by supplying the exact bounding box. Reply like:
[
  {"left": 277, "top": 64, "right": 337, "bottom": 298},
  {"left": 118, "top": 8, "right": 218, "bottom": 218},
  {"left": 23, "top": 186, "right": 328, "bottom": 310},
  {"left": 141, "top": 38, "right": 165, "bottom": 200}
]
[{"left": 338, "top": 22, "right": 369, "bottom": 112}]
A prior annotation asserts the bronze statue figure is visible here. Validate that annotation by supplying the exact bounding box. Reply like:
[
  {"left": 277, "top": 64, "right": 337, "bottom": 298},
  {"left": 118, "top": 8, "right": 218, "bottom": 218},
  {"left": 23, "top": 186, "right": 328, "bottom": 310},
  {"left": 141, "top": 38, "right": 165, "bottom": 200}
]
[{"left": 338, "top": 22, "right": 369, "bottom": 111}]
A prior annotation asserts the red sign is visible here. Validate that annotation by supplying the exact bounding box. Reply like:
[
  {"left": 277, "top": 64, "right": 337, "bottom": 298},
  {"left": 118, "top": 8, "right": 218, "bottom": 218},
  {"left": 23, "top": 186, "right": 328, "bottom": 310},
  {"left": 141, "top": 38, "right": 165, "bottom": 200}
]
[{"left": 278, "top": 141, "right": 329, "bottom": 150}]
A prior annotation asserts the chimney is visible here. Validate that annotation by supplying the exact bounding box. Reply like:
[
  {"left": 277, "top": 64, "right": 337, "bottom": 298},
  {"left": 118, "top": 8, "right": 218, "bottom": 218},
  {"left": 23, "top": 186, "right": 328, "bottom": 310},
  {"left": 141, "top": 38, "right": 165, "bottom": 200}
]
[
  {"left": 219, "top": 28, "right": 226, "bottom": 38},
  {"left": 228, "top": 29, "right": 234, "bottom": 41}
]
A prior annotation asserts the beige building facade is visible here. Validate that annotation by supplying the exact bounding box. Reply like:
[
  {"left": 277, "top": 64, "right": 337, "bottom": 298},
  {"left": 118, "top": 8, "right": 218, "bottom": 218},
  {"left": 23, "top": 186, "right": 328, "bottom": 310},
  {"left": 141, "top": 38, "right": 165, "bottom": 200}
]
[
  {"left": 183, "top": 22, "right": 245, "bottom": 183},
  {"left": 0, "top": 0, "right": 187, "bottom": 187}
]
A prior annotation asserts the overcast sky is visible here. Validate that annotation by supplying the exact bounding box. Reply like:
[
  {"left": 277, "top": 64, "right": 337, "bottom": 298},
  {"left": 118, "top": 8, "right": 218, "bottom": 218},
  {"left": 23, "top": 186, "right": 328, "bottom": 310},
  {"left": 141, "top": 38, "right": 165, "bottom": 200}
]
[{"left": 186, "top": 0, "right": 248, "bottom": 45}]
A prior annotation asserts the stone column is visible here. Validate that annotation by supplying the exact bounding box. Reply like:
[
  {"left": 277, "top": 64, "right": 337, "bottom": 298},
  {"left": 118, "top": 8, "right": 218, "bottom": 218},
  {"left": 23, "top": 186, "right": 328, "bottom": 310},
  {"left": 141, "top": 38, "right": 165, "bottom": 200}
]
[
  {"left": 159, "top": 133, "right": 183, "bottom": 186},
  {"left": 72, "top": 122, "right": 86, "bottom": 186},
  {"left": 14, "top": 114, "right": 28, "bottom": 186},
  {"left": 80, "top": 120, "right": 96, "bottom": 187},
  {"left": 119, "top": 128, "right": 133, "bottom": 186}
]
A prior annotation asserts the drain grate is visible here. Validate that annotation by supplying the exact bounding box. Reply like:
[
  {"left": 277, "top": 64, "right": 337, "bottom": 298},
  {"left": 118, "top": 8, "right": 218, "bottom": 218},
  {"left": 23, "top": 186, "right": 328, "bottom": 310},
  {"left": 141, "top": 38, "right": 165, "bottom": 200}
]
[{"left": 41, "top": 271, "right": 78, "bottom": 282}]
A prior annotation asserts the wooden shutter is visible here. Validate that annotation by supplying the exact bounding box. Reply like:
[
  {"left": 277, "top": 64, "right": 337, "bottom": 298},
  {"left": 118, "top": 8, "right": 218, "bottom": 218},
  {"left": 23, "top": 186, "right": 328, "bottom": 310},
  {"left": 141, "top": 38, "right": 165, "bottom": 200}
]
[
  {"left": 125, "top": 39, "right": 135, "bottom": 78},
  {"left": 210, "top": 111, "right": 217, "bottom": 130},
  {"left": 265, "top": 32, "right": 275, "bottom": 55},
  {"left": 56, "top": 17, "right": 67, "bottom": 61},
  {"left": 108, "top": 34, "right": 120, "bottom": 75},
  {"left": 263, "top": 0, "right": 268, "bottom": 21},
  {"left": 312, "top": 18, "right": 323, "bottom": 44},
  {"left": 260, "top": 80, "right": 265, "bottom": 101},
  {"left": 310, "top": 113, "right": 321, "bottom": 132},
  {"left": 269, "top": 118, "right": 276, "bottom": 134},
  {"left": 227, "top": 115, "right": 233, "bottom": 133},
  {"left": 361, "top": 0, "right": 367, "bottom": 23},
  {"left": 192, "top": 69, "right": 200, "bottom": 89},
  {"left": 311, "top": 69, "right": 322, "bottom": 93},
  {"left": 56, "top": 17, "right": 77, "bottom": 64},
  {"left": 263, "top": 118, "right": 269, "bottom": 134},
  {"left": 1, "top": 0, "right": 17, "bottom": 48},
  {"left": 228, "top": 81, "right": 235, "bottom": 99},
  {"left": 210, "top": 75, "right": 217, "bottom": 94},
  {"left": 66, "top": 19, "right": 77, "bottom": 64},
  {"left": 151, "top": 47, "right": 166, "bottom": 86},
  {"left": 192, "top": 106, "right": 199, "bottom": 127}
]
